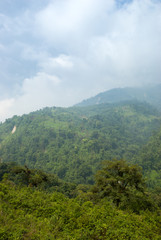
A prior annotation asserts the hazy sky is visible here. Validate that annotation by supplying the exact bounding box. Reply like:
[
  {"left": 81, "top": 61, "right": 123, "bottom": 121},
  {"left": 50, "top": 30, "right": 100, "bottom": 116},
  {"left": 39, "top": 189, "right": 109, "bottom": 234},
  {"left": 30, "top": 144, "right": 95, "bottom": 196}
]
[{"left": 0, "top": 0, "right": 161, "bottom": 121}]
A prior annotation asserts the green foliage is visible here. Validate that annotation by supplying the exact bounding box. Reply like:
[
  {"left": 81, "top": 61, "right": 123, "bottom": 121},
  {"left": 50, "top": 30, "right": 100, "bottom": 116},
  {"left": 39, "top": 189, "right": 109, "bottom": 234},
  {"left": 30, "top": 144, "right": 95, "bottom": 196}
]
[
  {"left": 134, "top": 125, "right": 161, "bottom": 189},
  {"left": 92, "top": 159, "right": 154, "bottom": 212},
  {"left": 0, "top": 101, "right": 160, "bottom": 185},
  {"left": 0, "top": 99, "right": 161, "bottom": 238},
  {"left": 0, "top": 163, "right": 77, "bottom": 197},
  {"left": 0, "top": 182, "right": 161, "bottom": 239}
]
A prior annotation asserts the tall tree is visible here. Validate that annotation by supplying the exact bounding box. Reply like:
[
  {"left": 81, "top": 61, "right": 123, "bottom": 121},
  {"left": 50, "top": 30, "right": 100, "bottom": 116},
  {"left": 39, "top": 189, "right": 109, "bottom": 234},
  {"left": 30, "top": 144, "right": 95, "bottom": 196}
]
[{"left": 93, "top": 159, "right": 148, "bottom": 210}]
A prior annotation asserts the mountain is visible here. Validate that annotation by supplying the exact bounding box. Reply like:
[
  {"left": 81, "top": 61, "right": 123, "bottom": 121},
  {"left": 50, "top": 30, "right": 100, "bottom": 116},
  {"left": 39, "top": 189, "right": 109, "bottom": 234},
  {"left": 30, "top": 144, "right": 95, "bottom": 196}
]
[
  {"left": 1, "top": 94, "right": 161, "bottom": 239},
  {"left": 134, "top": 124, "right": 161, "bottom": 189},
  {"left": 0, "top": 101, "right": 160, "bottom": 185},
  {"left": 76, "top": 84, "right": 161, "bottom": 111}
]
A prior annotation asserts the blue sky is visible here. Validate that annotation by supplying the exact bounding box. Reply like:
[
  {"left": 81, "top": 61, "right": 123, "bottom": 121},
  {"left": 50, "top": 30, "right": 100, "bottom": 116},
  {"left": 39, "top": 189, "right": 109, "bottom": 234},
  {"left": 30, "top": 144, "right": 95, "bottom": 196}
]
[{"left": 0, "top": 0, "right": 161, "bottom": 121}]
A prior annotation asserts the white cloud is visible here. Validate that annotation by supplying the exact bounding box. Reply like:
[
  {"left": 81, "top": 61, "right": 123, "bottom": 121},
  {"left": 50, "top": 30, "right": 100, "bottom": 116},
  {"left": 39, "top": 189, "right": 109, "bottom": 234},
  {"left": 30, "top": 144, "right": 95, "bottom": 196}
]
[
  {"left": 34, "top": 0, "right": 161, "bottom": 87},
  {"left": 0, "top": 0, "right": 161, "bottom": 121},
  {"left": 0, "top": 98, "right": 15, "bottom": 122},
  {"left": 35, "top": 0, "right": 115, "bottom": 50},
  {"left": 40, "top": 55, "right": 74, "bottom": 73},
  {"left": 0, "top": 72, "right": 61, "bottom": 122},
  {"left": 15, "top": 72, "right": 61, "bottom": 109}
]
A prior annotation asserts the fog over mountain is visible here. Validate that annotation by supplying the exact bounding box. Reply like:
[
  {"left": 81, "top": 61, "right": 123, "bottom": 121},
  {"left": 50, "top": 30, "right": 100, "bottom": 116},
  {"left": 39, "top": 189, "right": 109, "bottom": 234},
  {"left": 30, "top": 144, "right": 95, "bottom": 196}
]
[
  {"left": 76, "top": 84, "right": 161, "bottom": 111},
  {"left": 0, "top": 0, "right": 161, "bottom": 122}
]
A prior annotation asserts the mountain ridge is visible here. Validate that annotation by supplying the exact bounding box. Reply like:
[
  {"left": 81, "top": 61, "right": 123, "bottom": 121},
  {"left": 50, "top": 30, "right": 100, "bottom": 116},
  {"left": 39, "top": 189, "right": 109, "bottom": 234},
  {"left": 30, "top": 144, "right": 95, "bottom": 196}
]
[
  {"left": 0, "top": 100, "right": 160, "bottom": 186},
  {"left": 76, "top": 84, "right": 161, "bottom": 111}
]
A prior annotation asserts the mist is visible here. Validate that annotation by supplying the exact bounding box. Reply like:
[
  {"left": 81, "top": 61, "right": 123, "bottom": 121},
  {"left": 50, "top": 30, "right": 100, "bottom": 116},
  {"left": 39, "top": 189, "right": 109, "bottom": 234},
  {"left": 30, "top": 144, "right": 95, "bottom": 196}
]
[{"left": 0, "top": 0, "right": 161, "bottom": 121}]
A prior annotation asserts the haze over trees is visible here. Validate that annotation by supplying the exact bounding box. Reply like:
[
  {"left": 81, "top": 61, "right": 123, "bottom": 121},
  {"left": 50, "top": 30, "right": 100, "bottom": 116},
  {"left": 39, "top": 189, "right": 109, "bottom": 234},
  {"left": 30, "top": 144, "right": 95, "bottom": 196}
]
[{"left": 77, "top": 84, "right": 161, "bottom": 111}]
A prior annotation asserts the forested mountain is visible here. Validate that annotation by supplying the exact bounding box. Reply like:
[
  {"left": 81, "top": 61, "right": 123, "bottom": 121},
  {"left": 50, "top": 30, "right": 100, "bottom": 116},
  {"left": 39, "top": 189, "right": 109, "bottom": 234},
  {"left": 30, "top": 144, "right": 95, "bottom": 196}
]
[
  {"left": 133, "top": 124, "right": 161, "bottom": 189},
  {"left": 0, "top": 101, "right": 161, "bottom": 187},
  {"left": 76, "top": 84, "right": 161, "bottom": 111},
  {"left": 0, "top": 100, "right": 161, "bottom": 239}
]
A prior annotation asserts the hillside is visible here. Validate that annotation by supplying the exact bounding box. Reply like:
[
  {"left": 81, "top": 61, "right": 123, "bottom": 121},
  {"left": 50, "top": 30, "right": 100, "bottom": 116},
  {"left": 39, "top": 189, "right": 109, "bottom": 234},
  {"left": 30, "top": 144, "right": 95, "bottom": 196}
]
[
  {"left": 0, "top": 101, "right": 160, "bottom": 185},
  {"left": 0, "top": 161, "right": 161, "bottom": 239},
  {"left": 0, "top": 101, "right": 161, "bottom": 239},
  {"left": 76, "top": 84, "right": 161, "bottom": 111},
  {"left": 0, "top": 180, "right": 161, "bottom": 239},
  {"left": 134, "top": 124, "right": 161, "bottom": 189}
]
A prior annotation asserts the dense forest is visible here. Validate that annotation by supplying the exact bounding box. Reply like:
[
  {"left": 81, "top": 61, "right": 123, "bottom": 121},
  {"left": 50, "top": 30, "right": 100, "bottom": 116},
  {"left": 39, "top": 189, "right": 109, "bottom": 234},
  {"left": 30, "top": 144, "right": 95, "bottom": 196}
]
[
  {"left": 0, "top": 99, "right": 161, "bottom": 239},
  {"left": 0, "top": 160, "right": 161, "bottom": 239},
  {"left": 0, "top": 101, "right": 161, "bottom": 186}
]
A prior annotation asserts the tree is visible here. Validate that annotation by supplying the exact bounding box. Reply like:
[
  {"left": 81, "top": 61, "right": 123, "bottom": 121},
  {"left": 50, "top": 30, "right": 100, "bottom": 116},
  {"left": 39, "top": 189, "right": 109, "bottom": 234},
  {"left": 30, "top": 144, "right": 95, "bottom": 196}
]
[{"left": 93, "top": 159, "right": 147, "bottom": 209}]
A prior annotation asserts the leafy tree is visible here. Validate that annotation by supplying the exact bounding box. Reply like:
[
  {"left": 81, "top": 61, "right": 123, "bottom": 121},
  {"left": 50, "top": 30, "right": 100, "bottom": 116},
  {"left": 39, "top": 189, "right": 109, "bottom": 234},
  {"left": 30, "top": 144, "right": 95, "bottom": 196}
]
[{"left": 93, "top": 159, "right": 152, "bottom": 211}]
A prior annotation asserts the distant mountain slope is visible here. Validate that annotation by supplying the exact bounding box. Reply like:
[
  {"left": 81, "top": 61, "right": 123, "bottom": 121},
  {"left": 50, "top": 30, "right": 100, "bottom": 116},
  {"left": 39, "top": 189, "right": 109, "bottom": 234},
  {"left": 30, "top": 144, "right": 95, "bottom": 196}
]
[
  {"left": 76, "top": 84, "right": 161, "bottom": 111},
  {"left": 0, "top": 101, "right": 160, "bottom": 185},
  {"left": 134, "top": 124, "right": 161, "bottom": 189}
]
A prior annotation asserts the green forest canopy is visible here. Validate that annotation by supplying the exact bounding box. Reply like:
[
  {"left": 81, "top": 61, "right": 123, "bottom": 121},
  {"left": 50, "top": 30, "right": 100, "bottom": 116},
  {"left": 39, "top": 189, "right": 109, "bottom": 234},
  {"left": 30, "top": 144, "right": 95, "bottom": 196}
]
[
  {"left": 0, "top": 160, "right": 161, "bottom": 239},
  {"left": 0, "top": 101, "right": 161, "bottom": 187},
  {"left": 0, "top": 100, "right": 161, "bottom": 239}
]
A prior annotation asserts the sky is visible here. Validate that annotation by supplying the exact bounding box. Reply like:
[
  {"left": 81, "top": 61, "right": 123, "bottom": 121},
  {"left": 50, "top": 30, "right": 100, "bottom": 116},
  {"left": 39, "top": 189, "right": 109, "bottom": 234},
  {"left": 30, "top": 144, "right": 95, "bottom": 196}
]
[{"left": 0, "top": 0, "right": 161, "bottom": 122}]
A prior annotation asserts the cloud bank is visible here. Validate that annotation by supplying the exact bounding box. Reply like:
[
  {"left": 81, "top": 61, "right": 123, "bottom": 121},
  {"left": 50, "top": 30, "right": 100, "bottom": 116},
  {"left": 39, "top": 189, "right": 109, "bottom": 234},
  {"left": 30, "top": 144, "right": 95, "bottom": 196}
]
[{"left": 0, "top": 0, "right": 161, "bottom": 121}]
